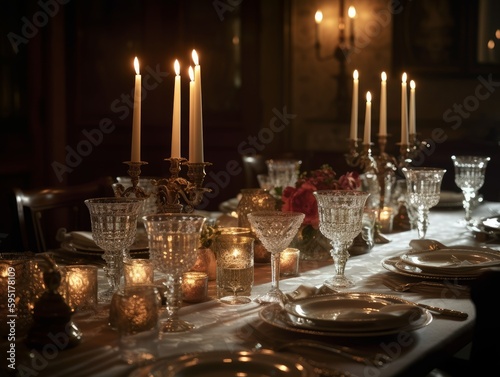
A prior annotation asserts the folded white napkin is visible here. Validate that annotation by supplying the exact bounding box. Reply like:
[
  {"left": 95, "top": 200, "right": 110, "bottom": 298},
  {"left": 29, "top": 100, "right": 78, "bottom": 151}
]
[{"left": 69, "top": 231, "right": 99, "bottom": 248}]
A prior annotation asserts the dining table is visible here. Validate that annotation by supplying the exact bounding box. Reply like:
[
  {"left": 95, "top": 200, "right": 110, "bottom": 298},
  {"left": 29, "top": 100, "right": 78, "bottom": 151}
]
[{"left": 3, "top": 200, "right": 500, "bottom": 377}]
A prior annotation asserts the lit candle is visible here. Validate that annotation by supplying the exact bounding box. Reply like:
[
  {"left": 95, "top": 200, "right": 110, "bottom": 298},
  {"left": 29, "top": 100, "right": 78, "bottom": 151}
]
[
  {"left": 350, "top": 70, "right": 359, "bottom": 140},
  {"left": 379, "top": 72, "right": 387, "bottom": 136},
  {"left": 64, "top": 265, "right": 98, "bottom": 312},
  {"left": 364, "top": 91, "right": 372, "bottom": 145},
  {"left": 280, "top": 248, "right": 300, "bottom": 277},
  {"left": 182, "top": 271, "right": 208, "bottom": 303},
  {"left": 123, "top": 259, "right": 154, "bottom": 286},
  {"left": 314, "top": 10, "right": 323, "bottom": 44},
  {"left": 131, "top": 57, "right": 141, "bottom": 162},
  {"left": 401, "top": 73, "right": 409, "bottom": 145},
  {"left": 379, "top": 207, "right": 394, "bottom": 233},
  {"left": 188, "top": 66, "right": 195, "bottom": 162},
  {"left": 348, "top": 6, "right": 356, "bottom": 41},
  {"left": 409, "top": 80, "right": 416, "bottom": 136},
  {"left": 171, "top": 59, "right": 181, "bottom": 158},
  {"left": 191, "top": 49, "right": 204, "bottom": 163}
]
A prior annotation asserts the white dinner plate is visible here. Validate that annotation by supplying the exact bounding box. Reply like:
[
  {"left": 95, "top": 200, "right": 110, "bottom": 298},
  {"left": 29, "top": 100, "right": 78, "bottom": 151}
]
[
  {"left": 382, "top": 255, "right": 478, "bottom": 280},
  {"left": 128, "top": 350, "right": 316, "bottom": 377},
  {"left": 284, "top": 293, "right": 423, "bottom": 332},
  {"left": 400, "top": 248, "right": 500, "bottom": 274},
  {"left": 260, "top": 294, "right": 432, "bottom": 337}
]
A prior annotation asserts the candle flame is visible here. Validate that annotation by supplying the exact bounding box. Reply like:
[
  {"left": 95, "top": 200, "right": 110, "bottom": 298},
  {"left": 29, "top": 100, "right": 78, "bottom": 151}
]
[
  {"left": 366, "top": 91, "right": 371, "bottom": 102},
  {"left": 402, "top": 72, "right": 407, "bottom": 83},
  {"left": 410, "top": 80, "right": 416, "bottom": 89},
  {"left": 192, "top": 49, "right": 199, "bottom": 66},
  {"left": 353, "top": 69, "right": 359, "bottom": 80},
  {"left": 381, "top": 71, "right": 387, "bottom": 82},
  {"left": 348, "top": 6, "right": 356, "bottom": 19},
  {"left": 189, "top": 66, "right": 194, "bottom": 81},
  {"left": 488, "top": 39, "right": 495, "bottom": 50},
  {"left": 174, "top": 59, "right": 180, "bottom": 76},
  {"left": 315, "top": 10, "right": 323, "bottom": 24},
  {"left": 134, "top": 57, "right": 140, "bottom": 75}
]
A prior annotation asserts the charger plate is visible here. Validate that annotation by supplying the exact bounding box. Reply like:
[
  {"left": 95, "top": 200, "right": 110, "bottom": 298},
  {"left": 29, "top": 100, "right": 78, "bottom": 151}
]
[
  {"left": 400, "top": 248, "right": 500, "bottom": 274},
  {"left": 128, "top": 350, "right": 316, "bottom": 377},
  {"left": 260, "top": 293, "right": 432, "bottom": 337}
]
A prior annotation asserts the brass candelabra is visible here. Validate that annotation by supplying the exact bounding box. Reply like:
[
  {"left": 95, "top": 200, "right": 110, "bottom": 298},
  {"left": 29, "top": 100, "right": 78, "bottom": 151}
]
[{"left": 113, "top": 158, "right": 211, "bottom": 213}]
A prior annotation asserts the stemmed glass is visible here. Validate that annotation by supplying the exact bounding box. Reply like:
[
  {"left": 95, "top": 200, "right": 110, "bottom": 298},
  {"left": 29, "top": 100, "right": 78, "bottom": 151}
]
[
  {"left": 313, "top": 190, "right": 370, "bottom": 289},
  {"left": 402, "top": 167, "right": 446, "bottom": 239},
  {"left": 142, "top": 214, "right": 205, "bottom": 333},
  {"left": 85, "top": 197, "right": 144, "bottom": 303},
  {"left": 451, "top": 155, "right": 490, "bottom": 225},
  {"left": 247, "top": 211, "right": 304, "bottom": 304}
]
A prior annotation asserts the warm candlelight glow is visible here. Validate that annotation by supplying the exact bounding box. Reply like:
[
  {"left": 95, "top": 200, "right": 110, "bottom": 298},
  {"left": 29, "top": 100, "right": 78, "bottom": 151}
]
[
  {"left": 182, "top": 271, "right": 208, "bottom": 303},
  {"left": 192, "top": 49, "right": 199, "bottom": 66},
  {"left": 363, "top": 91, "right": 372, "bottom": 145},
  {"left": 315, "top": 10, "right": 323, "bottom": 24},
  {"left": 379, "top": 207, "right": 394, "bottom": 233},
  {"left": 379, "top": 72, "right": 387, "bottom": 136},
  {"left": 409, "top": 80, "right": 416, "bottom": 135},
  {"left": 348, "top": 6, "right": 356, "bottom": 18},
  {"left": 188, "top": 66, "right": 194, "bottom": 81},
  {"left": 190, "top": 49, "right": 204, "bottom": 163},
  {"left": 131, "top": 57, "right": 142, "bottom": 162},
  {"left": 124, "top": 259, "right": 154, "bottom": 286},
  {"left": 280, "top": 248, "right": 300, "bottom": 277},
  {"left": 401, "top": 72, "right": 409, "bottom": 145},
  {"left": 64, "top": 265, "right": 98, "bottom": 311},
  {"left": 350, "top": 69, "right": 359, "bottom": 140},
  {"left": 171, "top": 59, "right": 181, "bottom": 158}
]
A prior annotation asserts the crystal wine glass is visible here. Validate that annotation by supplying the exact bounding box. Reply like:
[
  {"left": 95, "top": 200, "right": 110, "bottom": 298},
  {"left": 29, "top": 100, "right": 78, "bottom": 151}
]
[
  {"left": 85, "top": 197, "right": 144, "bottom": 303},
  {"left": 142, "top": 214, "right": 205, "bottom": 333},
  {"left": 451, "top": 155, "right": 490, "bottom": 225},
  {"left": 247, "top": 211, "right": 304, "bottom": 304},
  {"left": 402, "top": 167, "right": 446, "bottom": 239},
  {"left": 313, "top": 190, "right": 370, "bottom": 289}
]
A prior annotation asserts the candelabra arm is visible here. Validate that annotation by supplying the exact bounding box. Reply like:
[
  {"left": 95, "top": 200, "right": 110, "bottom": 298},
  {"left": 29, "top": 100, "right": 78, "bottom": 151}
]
[{"left": 113, "top": 161, "right": 150, "bottom": 198}]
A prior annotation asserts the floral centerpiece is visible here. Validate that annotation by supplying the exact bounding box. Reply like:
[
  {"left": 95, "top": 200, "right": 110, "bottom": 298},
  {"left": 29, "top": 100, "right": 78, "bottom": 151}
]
[{"left": 281, "top": 164, "right": 361, "bottom": 260}]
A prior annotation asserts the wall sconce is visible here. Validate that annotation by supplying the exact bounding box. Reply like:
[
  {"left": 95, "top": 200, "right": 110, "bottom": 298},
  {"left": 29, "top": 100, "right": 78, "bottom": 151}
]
[{"left": 314, "top": 1, "right": 356, "bottom": 122}]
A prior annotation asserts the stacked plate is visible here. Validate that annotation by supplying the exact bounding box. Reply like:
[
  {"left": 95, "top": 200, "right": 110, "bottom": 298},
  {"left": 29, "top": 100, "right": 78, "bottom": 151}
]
[
  {"left": 259, "top": 292, "right": 432, "bottom": 337},
  {"left": 382, "top": 246, "right": 500, "bottom": 280}
]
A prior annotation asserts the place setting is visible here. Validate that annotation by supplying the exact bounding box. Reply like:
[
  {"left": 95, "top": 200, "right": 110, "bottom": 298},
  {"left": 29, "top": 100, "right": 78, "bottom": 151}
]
[{"left": 381, "top": 239, "right": 500, "bottom": 280}]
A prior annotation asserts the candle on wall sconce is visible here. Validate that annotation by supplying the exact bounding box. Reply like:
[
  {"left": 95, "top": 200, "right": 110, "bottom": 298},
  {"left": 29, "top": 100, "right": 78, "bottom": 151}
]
[
  {"left": 280, "top": 248, "right": 300, "bottom": 277},
  {"left": 123, "top": 259, "right": 154, "bottom": 286},
  {"left": 182, "top": 271, "right": 208, "bottom": 303}
]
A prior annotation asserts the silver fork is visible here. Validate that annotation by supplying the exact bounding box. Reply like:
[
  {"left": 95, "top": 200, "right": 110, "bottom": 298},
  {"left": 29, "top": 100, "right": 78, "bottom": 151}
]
[{"left": 384, "top": 279, "right": 469, "bottom": 292}]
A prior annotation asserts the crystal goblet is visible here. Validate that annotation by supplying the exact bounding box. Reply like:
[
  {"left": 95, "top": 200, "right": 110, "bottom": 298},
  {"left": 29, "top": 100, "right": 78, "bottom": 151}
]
[
  {"left": 247, "top": 211, "right": 304, "bottom": 304},
  {"left": 402, "top": 167, "right": 446, "bottom": 239},
  {"left": 313, "top": 190, "right": 370, "bottom": 289},
  {"left": 142, "top": 214, "right": 205, "bottom": 333},
  {"left": 85, "top": 197, "right": 144, "bottom": 303},
  {"left": 451, "top": 155, "right": 490, "bottom": 225}
]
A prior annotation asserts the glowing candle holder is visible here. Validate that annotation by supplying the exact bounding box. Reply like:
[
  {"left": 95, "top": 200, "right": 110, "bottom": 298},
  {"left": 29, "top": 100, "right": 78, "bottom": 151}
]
[
  {"left": 181, "top": 272, "right": 208, "bottom": 303},
  {"left": 124, "top": 259, "right": 154, "bottom": 286},
  {"left": 63, "top": 265, "right": 98, "bottom": 312},
  {"left": 280, "top": 248, "right": 300, "bottom": 277},
  {"left": 379, "top": 207, "right": 395, "bottom": 234}
]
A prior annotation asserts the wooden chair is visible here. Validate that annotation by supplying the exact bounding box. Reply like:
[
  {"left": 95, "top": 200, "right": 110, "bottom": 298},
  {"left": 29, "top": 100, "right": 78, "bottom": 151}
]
[{"left": 13, "top": 177, "right": 114, "bottom": 252}]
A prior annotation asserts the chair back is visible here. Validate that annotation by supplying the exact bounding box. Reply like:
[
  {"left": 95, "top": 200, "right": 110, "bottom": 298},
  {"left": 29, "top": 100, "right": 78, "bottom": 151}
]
[{"left": 13, "top": 176, "right": 114, "bottom": 252}]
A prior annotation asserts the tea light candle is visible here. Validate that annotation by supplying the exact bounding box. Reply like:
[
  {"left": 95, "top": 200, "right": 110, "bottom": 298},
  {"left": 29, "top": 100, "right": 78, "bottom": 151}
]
[
  {"left": 182, "top": 272, "right": 208, "bottom": 303},
  {"left": 379, "top": 207, "right": 394, "bottom": 233},
  {"left": 124, "top": 259, "right": 154, "bottom": 286},
  {"left": 280, "top": 248, "right": 300, "bottom": 277},
  {"left": 64, "top": 265, "right": 98, "bottom": 312}
]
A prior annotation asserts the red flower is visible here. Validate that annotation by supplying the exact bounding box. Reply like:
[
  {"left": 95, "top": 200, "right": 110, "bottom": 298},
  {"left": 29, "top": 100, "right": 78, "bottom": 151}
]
[
  {"left": 281, "top": 165, "right": 361, "bottom": 230},
  {"left": 282, "top": 182, "right": 319, "bottom": 228}
]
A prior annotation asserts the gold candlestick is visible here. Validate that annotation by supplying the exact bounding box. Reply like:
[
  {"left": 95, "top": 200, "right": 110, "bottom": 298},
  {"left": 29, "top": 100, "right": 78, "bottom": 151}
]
[{"left": 113, "top": 161, "right": 150, "bottom": 198}]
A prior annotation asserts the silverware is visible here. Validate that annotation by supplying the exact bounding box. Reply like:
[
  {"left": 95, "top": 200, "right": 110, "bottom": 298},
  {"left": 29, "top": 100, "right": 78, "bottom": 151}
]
[
  {"left": 414, "top": 303, "right": 468, "bottom": 319},
  {"left": 384, "top": 279, "right": 469, "bottom": 293}
]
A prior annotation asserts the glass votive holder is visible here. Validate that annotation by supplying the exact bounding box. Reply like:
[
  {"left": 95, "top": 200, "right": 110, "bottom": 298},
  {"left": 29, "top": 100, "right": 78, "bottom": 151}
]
[
  {"left": 63, "top": 265, "right": 98, "bottom": 312},
  {"left": 124, "top": 259, "right": 154, "bottom": 286},
  {"left": 379, "top": 206, "right": 395, "bottom": 233},
  {"left": 214, "top": 234, "right": 254, "bottom": 305},
  {"left": 113, "top": 285, "right": 161, "bottom": 365},
  {"left": 280, "top": 248, "right": 300, "bottom": 277},
  {"left": 182, "top": 272, "right": 208, "bottom": 303}
]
